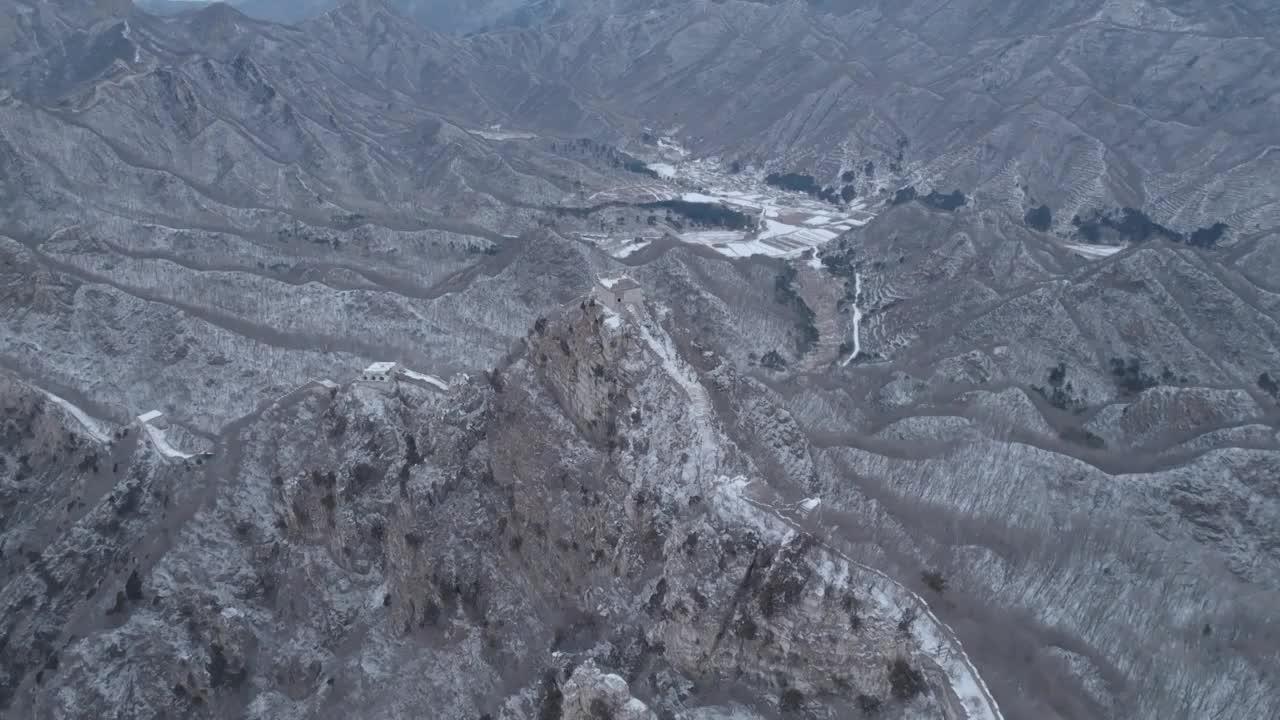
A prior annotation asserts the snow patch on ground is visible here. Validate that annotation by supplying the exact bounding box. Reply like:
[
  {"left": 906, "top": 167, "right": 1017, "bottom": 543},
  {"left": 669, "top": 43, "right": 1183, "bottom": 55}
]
[
  {"left": 471, "top": 126, "right": 538, "bottom": 141},
  {"left": 589, "top": 157, "right": 879, "bottom": 260},
  {"left": 680, "top": 192, "right": 722, "bottom": 204},
  {"left": 1063, "top": 242, "right": 1124, "bottom": 259},
  {"left": 678, "top": 230, "right": 745, "bottom": 245},
  {"left": 614, "top": 240, "right": 651, "bottom": 257},
  {"left": 39, "top": 389, "right": 112, "bottom": 443},
  {"left": 636, "top": 316, "right": 708, "bottom": 415},
  {"left": 401, "top": 369, "right": 449, "bottom": 391},
  {"left": 143, "top": 423, "right": 194, "bottom": 459},
  {"left": 708, "top": 476, "right": 797, "bottom": 546},
  {"left": 656, "top": 136, "right": 690, "bottom": 158},
  {"left": 841, "top": 271, "right": 863, "bottom": 367},
  {"left": 635, "top": 309, "right": 727, "bottom": 493}
]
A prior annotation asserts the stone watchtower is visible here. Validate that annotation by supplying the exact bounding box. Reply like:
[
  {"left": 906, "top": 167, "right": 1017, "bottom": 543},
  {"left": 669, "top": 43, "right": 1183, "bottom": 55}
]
[{"left": 590, "top": 275, "right": 644, "bottom": 311}]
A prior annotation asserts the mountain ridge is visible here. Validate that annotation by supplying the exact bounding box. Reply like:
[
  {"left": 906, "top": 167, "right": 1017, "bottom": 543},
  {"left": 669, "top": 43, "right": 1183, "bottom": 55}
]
[{"left": 2, "top": 0, "right": 1279, "bottom": 718}]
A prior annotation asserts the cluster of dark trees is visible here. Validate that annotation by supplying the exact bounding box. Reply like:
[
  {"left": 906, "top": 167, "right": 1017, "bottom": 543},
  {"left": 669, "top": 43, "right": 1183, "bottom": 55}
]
[
  {"left": 638, "top": 200, "right": 753, "bottom": 230},
  {"left": 1024, "top": 205, "right": 1052, "bottom": 231},
  {"left": 765, "top": 172, "right": 850, "bottom": 205},
  {"left": 1073, "top": 208, "right": 1181, "bottom": 244},
  {"left": 549, "top": 137, "right": 658, "bottom": 178},
  {"left": 1032, "top": 362, "right": 1087, "bottom": 412},
  {"left": 820, "top": 243, "right": 857, "bottom": 280},
  {"left": 1072, "top": 208, "right": 1229, "bottom": 247},
  {"left": 1260, "top": 372, "right": 1279, "bottom": 400},
  {"left": 890, "top": 186, "right": 968, "bottom": 211},
  {"left": 1109, "top": 357, "right": 1183, "bottom": 396},
  {"left": 760, "top": 350, "right": 788, "bottom": 371},
  {"left": 775, "top": 266, "right": 820, "bottom": 356}
]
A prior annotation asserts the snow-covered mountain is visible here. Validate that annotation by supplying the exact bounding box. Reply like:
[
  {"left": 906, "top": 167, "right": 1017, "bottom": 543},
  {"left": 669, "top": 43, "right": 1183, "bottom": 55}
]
[
  {"left": 3, "top": 0, "right": 1279, "bottom": 718},
  {"left": 135, "top": 0, "right": 569, "bottom": 32}
]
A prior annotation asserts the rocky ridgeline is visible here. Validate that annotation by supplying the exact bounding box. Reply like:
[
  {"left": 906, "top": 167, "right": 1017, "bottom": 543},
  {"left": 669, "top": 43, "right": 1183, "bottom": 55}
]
[
  {"left": 1, "top": 305, "right": 1004, "bottom": 718},
  {"left": 0, "top": 372, "right": 191, "bottom": 714},
  {"left": 527, "top": 297, "right": 640, "bottom": 448}
]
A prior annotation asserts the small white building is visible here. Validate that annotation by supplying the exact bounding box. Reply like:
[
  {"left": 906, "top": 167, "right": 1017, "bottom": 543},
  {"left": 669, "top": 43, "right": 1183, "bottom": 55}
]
[
  {"left": 591, "top": 275, "right": 644, "bottom": 311},
  {"left": 361, "top": 362, "right": 401, "bottom": 382}
]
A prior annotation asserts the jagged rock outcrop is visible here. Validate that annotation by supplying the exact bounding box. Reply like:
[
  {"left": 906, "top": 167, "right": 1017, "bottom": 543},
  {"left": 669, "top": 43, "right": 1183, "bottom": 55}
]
[
  {"left": 2, "top": 303, "right": 1004, "bottom": 719},
  {"left": 561, "top": 661, "right": 658, "bottom": 720}
]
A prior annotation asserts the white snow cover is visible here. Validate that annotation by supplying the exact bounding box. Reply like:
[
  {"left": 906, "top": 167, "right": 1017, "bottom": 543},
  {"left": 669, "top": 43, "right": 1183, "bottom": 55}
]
[
  {"left": 401, "top": 370, "right": 449, "bottom": 391},
  {"left": 636, "top": 315, "right": 709, "bottom": 415},
  {"left": 680, "top": 192, "right": 723, "bottom": 204},
  {"left": 143, "top": 423, "right": 193, "bottom": 459},
  {"left": 600, "top": 673, "right": 629, "bottom": 695},
  {"left": 757, "top": 218, "right": 797, "bottom": 240},
  {"left": 587, "top": 158, "right": 877, "bottom": 260},
  {"left": 471, "top": 126, "right": 538, "bottom": 141},
  {"left": 603, "top": 312, "right": 624, "bottom": 330},
  {"left": 614, "top": 240, "right": 651, "bottom": 258},
  {"left": 789, "top": 227, "right": 839, "bottom": 244},
  {"left": 635, "top": 309, "right": 726, "bottom": 492},
  {"left": 137, "top": 410, "right": 164, "bottom": 424},
  {"left": 1063, "top": 242, "right": 1124, "bottom": 259},
  {"left": 708, "top": 476, "right": 797, "bottom": 545},
  {"left": 39, "top": 390, "right": 112, "bottom": 443},
  {"left": 656, "top": 136, "right": 690, "bottom": 157},
  {"left": 678, "top": 230, "right": 745, "bottom": 245},
  {"left": 841, "top": 271, "right": 863, "bottom": 367}
]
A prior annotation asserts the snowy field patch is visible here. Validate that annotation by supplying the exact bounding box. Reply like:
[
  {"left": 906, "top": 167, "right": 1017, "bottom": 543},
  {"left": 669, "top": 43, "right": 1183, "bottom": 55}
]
[
  {"left": 679, "top": 230, "right": 746, "bottom": 245},
  {"left": 1063, "top": 242, "right": 1124, "bottom": 259},
  {"left": 471, "top": 126, "right": 537, "bottom": 141},
  {"left": 578, "top": 153, "right": 881, "bottom": 260}
]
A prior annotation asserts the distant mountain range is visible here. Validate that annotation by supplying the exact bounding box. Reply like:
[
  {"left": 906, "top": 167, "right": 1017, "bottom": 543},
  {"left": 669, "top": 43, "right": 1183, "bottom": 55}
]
[
  {"left": 3, "top": 1, "right": 1280, "bottom": 718},
  {"left": 134, "top": 0, "right": 569, "bottom": 32}
]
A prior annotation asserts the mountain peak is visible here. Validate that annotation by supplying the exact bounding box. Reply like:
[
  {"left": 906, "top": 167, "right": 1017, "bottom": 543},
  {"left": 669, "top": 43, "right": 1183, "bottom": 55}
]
[
  {"left": 322, "top": 0, "right": 407, "bottom": 24},
  {"left": 43, "top": 0, "right": 133, "bottom": 24}
]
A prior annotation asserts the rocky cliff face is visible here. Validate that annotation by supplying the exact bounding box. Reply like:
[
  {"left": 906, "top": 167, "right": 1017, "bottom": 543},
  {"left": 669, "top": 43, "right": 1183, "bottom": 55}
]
[
  {"left": 0, "top": 371, "right": 193, "bottom": 711},
  {"left": 2, "top": 299, "right": 1004, "bottom": 719}
]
